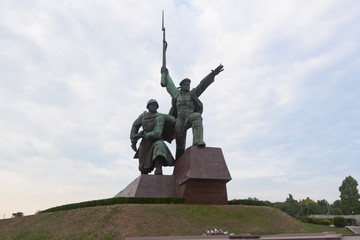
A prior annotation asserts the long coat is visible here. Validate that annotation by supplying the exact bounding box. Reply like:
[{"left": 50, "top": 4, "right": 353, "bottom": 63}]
[{"left": 130, "top": 111, "right": 175, "bottom": 173}]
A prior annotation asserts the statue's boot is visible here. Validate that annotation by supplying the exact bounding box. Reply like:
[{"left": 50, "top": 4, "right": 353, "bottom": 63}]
[
  {"left": 192, "top": 119, "right": 206, "bottom": 147},
  {"left": 154, "top": 160, "right": 163, "bottom": 175}
]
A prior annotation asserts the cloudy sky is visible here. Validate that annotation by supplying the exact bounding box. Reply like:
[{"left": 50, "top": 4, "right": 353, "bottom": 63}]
[{"left": 1, "top": 0, "right": 360, "bottom": 217}]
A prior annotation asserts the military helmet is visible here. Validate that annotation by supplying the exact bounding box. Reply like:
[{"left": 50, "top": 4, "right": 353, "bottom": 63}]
[
  {"left": 146, "top": 99, "right": 159, "bottom": 108},
  {"left": 179, "top": 78, "right": 191, "bottom": 86}
]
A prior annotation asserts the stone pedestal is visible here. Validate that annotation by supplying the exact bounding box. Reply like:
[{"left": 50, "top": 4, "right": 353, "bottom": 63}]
[
  {"left": 173, "top": 146, "right": 232, "bottom": 205},
  {"left": 114, "top": 175, "right": 174, "bottom": 198},
  {"left": 115, "top": 146, "right": 231, "bottom": 205}
]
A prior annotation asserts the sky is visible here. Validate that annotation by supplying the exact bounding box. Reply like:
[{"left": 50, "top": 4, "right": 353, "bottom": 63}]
[{"left": 1, "top": 0, "right": 360, "bottom": 218}]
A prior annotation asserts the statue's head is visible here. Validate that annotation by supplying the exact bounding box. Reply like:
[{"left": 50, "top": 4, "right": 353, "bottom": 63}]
[
  {"left": 146, "top": 99, "right": 159, "bottom": 112},
  {"left": 179, "top": 78, "right": 191, "bottom": 92}
]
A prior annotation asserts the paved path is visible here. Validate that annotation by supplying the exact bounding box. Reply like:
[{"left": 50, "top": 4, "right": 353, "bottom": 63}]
[
  {"left": 126, "top": 233, "right": 360, "bottom": 240},
  {"left": 347, "top": 226, "right": 360, "bottom": 234},
  {"left": 343, "top": 236, "right": 360, "bottom": 240},
  {"left": 126, "top": 236, "right": 229, "bottom": 240}
]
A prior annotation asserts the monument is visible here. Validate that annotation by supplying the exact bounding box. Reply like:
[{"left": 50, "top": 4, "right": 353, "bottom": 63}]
[{"left": 115, "top": 11, "right": 231, "bottom": 204}]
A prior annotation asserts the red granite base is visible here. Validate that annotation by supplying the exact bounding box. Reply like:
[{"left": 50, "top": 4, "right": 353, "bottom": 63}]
[
  {"left": 173, "top": 146, "right": 232, "bottom": 205},
  {"left": 115, "top": 146, "right": 232, "bottom": 205},
  {"left": 114, "top": 175, "right": 174, "bottom": 198}
]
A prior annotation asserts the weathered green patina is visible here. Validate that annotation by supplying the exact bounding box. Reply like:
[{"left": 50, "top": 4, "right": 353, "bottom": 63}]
[
  {"left": 160, "top": 65, "right": 224, "bottom": 159},
  {"left": 130, "top": 99, "right": 175, "bottom": 175}
]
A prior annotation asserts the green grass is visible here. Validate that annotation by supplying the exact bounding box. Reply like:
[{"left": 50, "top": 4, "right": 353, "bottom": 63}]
[
  {"left": 6, "top": 231, "right": 51, "bottom": 240},
  {"left": 0, "top": 204, "right": 356, "bottom": 240},
  {"left": 301, "top": 222, "right": 354, "bottom": 235}
]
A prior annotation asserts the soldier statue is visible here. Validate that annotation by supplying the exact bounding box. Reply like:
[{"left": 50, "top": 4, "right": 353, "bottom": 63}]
[
  {"left": 160, "top": 65, "right": 224, "bottom": 160},
  {"left": 130, "top": 99, "right": 175, "bottom": 175},
  {"left": 160, "top": 11, "right": 224, "bottom": 160}
]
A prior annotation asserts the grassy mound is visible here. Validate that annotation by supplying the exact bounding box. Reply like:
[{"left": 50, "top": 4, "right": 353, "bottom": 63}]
[{"left": 0, "top": 204, "right": 337, "bottom": 240}]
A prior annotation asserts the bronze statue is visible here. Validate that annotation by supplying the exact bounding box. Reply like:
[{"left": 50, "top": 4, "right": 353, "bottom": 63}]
[
  {"left": 160, "top": 11, "right": 224, "bottom": 160},
  {"left": 160, "top": 65, "right": 224, "bottom": 160},
  {"left": 130, "top": 99, "right": 176, "bottom": 175}
]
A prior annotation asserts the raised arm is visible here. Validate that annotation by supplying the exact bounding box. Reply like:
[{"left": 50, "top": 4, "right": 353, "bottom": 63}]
[
  {"left": 194, "top": 64, "right": 224, "bottom": 97},
  {"left": 161, "top": 67, "right": 178, "bottom": 98}
]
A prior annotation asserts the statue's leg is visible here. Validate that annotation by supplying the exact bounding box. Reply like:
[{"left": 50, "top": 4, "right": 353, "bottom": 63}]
[
  {"left": 175, "top": 134, "right": 186, "bottom": 160},
  {"left": 154, "top": 157, "right": 164, "bottom": 175},
  {"left": 152, "top": 141, "right": 173, "bottom": 175},
  {"left": 175, "top": 118, "right": 186, "bottom": 160},
  {"left": 138, "top": 152, "right": 150, "bottom": 174},
  {"left": 140, "top": 170, "right": 150, "bottom": 174},
  {"left": 139, "top": 162, "right": 151, "bottom": 174},
  {"left": 139, "top": 164, "right": 153, "bottom": 174},
  {"left": 187, "top": 113, "right": 205, "bottom": 147}
]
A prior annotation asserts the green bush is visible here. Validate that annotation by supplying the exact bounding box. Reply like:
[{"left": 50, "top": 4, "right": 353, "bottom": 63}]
[
  {"left": 300, "top": 217, "right": 356, "bottom": 227},
  {"left": 312, "top": 218, "right": 332, "bottom": 225},
  {"left": 39, "top": 197, "right": 185, "bottom": 213},
  {"left": 345, "top": 218, "right": 356, "bottom": 226},
  {"left": 333, "top": 217, "right": 346, "bottom": 228},
  {"left": 228, "top": 199, "right": 268, "bottom": 206},
  {"left": 297, "top": 217, "right": 332, "bottom": 226},
  {"left": 297, "top": 217, "right": 311, "bottom": 223},
  {"left": 12, "top": 212, "right": 24, "bottom": 217}
]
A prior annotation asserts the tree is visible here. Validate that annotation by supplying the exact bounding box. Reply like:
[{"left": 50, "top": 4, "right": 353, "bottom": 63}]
[
  {"left": 317, "top": 199, "right": 330, "bottom": 215},
  {"left": 339, "top": 176, "right": 360, "bottom": 214},
  {"left": 274, "top": 194, "right": 300, "bottom": 217},
  {"left": 299, "top": 197, "right": 321, "bottom": 216},
  {"left": 331, "top": 200, "right": 344, "bottom": 215},
  {"left": 12, "top": 212, "right": 23, "bottom": 217}
]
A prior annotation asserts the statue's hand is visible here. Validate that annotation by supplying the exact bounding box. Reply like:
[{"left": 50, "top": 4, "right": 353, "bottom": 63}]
[
  {"left": 136, "top": 131, "right": 144, "bottom": 139},
  {"left": 132, "top": 131, "right": 145, "bottom": 142},
  {"left": 130, "top": 138, "right": 138, "bottom": 151},
  {"left": 161, "top": 66, "right": 169, "bottom": 74},
  {"left": 131, "top": 142, "right": 137, "bottom": 152},
  {"left": 212, "top": 64, "right": 224, "bottom": 76}
]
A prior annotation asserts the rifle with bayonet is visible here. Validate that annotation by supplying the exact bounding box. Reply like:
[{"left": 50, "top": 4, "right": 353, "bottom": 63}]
[{"left": 160, "top": 10, "right": 168, "bottom": 87}]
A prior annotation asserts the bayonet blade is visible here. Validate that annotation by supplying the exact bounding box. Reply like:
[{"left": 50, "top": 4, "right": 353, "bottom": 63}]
[{"left": 162, "top": 10, "right": 165, "bottom": 31}]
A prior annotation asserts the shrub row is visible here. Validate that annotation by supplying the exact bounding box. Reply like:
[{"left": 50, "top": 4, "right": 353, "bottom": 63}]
[
  {"left": 347, "top": 218, "right": 356, "bottom": 226},
  {"left": 333, "top": 217, "right": 356, "bottom": 227},
  {"left": 297, "top": 217, "right": 356, "bottom": 227},
  {"left": 297, "top": 217, "right": 332, "bottom": 226},
  {"left": 333, "top": 217, "right": 346, "bottom": 227},
  {"left": 228, "top": 199, "right": 268, "bottom": 206},
  {"left": 39, "top": 197, "right": 185, "bottom": 213},
  {"left": 40, "top": 197, "right": 270, "bottom": 214}
]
